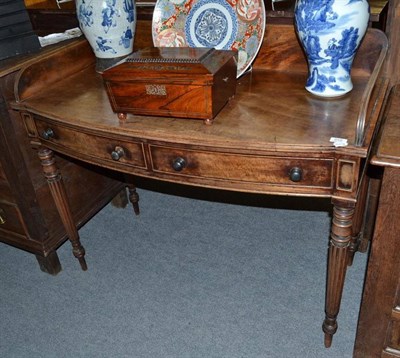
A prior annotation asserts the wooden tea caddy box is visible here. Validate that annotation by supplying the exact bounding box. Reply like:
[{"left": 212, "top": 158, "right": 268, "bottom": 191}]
[{"left": 101, "top": 47, "right": 237, "bottom": 124}]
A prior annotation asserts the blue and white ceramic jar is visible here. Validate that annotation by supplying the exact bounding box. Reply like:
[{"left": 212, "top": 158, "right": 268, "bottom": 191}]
[
  {"left": 294, "top": 0, "right": 369, "bottom": 97},
  {"left": 76, "top": 0, "right": 136, "bottom": 59}
]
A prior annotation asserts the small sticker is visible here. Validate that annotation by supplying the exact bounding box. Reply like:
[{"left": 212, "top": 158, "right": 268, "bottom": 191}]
[{"left": 330, "top": 137, "right": 348, "bottom": 147}]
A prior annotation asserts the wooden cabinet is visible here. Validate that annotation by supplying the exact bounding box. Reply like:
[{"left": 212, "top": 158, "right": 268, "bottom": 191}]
[
  {"left": 0, "top": 0, "right": 40, "bottom": 61},
  {"left": 0, "top": 48, "right": 126, "bottom": 275},
  {"left": 354, "top": 84, "right": 400, "bottom": 357},
  {"left": 385, "top": 0, "right": 400, "bottom": 86},
  {"left": 352, "top": 1, "right": 400, "bottom": 355}
]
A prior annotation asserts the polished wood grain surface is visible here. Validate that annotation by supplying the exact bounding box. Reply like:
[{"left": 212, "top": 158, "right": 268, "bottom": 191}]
[
  {"left": 22, "top": 65, "right": 373, "bottom": 150},
  {"left": 16, "top": 27, "right": 387, "bottom": 156}
]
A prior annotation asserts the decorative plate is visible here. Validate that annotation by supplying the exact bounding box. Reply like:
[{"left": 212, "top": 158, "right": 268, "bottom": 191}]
[{"left": 152, "top": 0, "right": 266, "bottom": 77}]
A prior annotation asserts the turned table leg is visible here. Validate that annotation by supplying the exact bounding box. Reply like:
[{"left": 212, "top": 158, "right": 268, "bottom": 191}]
[
  {"left": 323, "top": 200, "right": 354, "bottom": 347},
  {"left": 38, "top": 147, "right": 87, "bottom": 271}
]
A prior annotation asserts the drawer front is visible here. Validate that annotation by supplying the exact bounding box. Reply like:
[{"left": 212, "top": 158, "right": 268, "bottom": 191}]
[
  {"left": 150, "top": 145, "right": 333, "bottom": 188},
  {"left": 0, "top": 203, "right": 27, "bottom": 236},
  {"left": 34, "top": 119, "right": 147, "bottom": 169}
]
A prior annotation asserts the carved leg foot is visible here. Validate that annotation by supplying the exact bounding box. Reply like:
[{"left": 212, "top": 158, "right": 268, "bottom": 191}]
[
  {"left": 127, "top": 184, "right": 140, "bottom": 215},
  {"left": 35, "top": 251, "right": 62, "bottom": 275},
  {"left": 323, "top": 201, "right": 354, "bottom": 347},
  {"left": 38, "top": 147, "right": 87, "bottom": 271},
  {"left": 323, "top": 317, "right": 336, "bottom": 348}
]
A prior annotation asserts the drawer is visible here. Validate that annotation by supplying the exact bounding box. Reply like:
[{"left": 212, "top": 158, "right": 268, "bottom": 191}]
[
  {"left": 0, "top": 202, "right": 27, "bottom": 236},
  {"left": 150, "top": 145, "right": 333, "bottom": 188},
  {"left": 33, "top": 118, "right": 147, "bottom": 170}
]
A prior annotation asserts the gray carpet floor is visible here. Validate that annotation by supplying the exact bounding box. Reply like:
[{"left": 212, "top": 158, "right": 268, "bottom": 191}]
[{"left": 0, "top": 185, "right": 367, "bottom": 358}]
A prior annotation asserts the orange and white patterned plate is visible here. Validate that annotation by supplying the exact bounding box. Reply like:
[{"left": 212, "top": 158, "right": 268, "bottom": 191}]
[{"left": 152, "top": 0, "right": 266, "bottom": 77}]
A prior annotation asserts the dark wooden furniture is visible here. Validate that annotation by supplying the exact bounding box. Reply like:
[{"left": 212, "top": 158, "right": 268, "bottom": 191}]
[
  {"left": 384, "top": 0, "right": 400, "bottom": 87},
  {"left": 369, "top": 1, "right": 390, "bottom": 29},
  {"left": 0, "top": 0, "right": 40, "bottom": 60},
  {"left": 353, "top": 84, "right": 400, "bottom": 357},
  {"left": 10, "top": 23, "right": 388, "bottom": 347},
  {"left": 0, "top": 45, "right": 127, "bottom": 275},
  {"left": 352, "top": 1, "right": 400, "bottom": 354}
]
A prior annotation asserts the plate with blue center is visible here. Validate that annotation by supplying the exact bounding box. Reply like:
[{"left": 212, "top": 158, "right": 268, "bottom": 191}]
[{"left": 152, "top": 0, "right": 266, "bottom": 77}]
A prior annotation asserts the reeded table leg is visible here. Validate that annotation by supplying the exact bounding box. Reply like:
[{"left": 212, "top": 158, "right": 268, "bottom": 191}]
[
  {"left": 323, "top": 200, "right": 355, "bottom": 347},
  {"left": 38, "top": 147, "right": 87, "bottom": 270}
]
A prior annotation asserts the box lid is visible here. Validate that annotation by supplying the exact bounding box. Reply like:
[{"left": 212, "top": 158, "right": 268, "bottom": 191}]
[
  {"left": 101, "top": 47, "right": 237, "bottom": 83},
  {"left": 127, "top": 47, "right": 214, "bottom": 63}
]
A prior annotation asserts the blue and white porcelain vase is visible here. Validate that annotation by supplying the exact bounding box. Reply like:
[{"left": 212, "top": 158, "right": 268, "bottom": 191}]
[
  {"left": 76, "top": 0, "right": 136, "bottom": 59},
  {"left": 294, "top": 0, "right": 369, "bottom": 97}
]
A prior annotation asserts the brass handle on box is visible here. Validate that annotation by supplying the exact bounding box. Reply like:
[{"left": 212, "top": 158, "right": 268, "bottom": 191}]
[
  {"left": 42, "top": 128, "right": 55, "bottom": 140},
  {"left": 0, "top": 209, "right": 6, "bottom": 225},
  {"left": 289, "top": 167, "right": 303, "bottom": 182},
  {"left": 172, "top": 157, "right": 186, "bottom": 172},
  {"left": 111, "top": 146, "right": 125, "bottom": 161}
]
